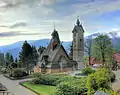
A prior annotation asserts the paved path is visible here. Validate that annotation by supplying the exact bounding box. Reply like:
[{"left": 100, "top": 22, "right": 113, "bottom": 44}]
[
  {"left": 0, "top": 75, "right": 37, "bottom": 95},
  {"left": 112, "top": 70, "right": 120, "bottom": 90}
]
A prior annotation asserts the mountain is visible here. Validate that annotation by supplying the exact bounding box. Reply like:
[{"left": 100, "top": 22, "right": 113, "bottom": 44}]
[
  {"left": 0, "top": 39, "right": 72, "bottom": 59},
  {"left": 111, "top": 37, "right": 120, "bottom": 50},
  {"left": 0, "top": 32, "right": 120, "bottom": 59}
]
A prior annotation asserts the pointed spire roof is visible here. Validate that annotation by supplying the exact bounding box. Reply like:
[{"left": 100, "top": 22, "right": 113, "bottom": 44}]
[
  {"left": 51, "top": 28, "right": 60, "bottom": 44},
  {"left": 72, "top": 17, "right": 84, "bottom": 33},
  {"left": 76, "top": 18, "right": 80, "bottom": 26}
]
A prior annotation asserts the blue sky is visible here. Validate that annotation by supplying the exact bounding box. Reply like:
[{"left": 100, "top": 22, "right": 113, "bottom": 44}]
[{"left": 0, "top": 0, "right": 120, "bottom": 46}]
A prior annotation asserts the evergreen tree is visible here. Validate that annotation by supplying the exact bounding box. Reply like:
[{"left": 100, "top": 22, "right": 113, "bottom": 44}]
[
  {"left": 10, "top": 54, "right": 14, "bottom": 63},
  {"left": 32, "top": 46, "right": 38, "bottom": 66},
  {"left": 5, "top": 52, "right": 11, "bottom": 65},
  {"left": 0, "top": 53, "right": 5, "bottom": 66},
  {"left": 15, "top": 57, "right": 18, "bottom": 63},
  {"left": 38, "top": 46, "right": 46, "bottom": 55},
  {"left": 19, "top": 41, "right": 33, "bottom": 73}
]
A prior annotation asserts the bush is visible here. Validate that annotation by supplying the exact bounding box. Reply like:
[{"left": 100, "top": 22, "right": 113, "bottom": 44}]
[
  {"left": 31, "top": 78, "right": 40, "bottom": 84},
  {"left": 31, "top": 72, "right": 42, "bottom": 78},
  {"left": 82, "top": 67, "right": 95, "bottom": 75},
  {"left": 86, "top": 68, "right": 112, "bottom": 95},
  {"left": 31, "top": 73, "right": 74, "bottom": 86},
  {"left": 109, "top": 72, "right": 116, "bottom": 82},
  {"left": 53, "top": 78, "right": 87, "bottom": 95},
  {"left": 31, "top": 74, "right": 59, "bottom": 86},
  {"left": 1, "top": 68, "right": 7, "bottom": 73},
  {"left": 10, "top": 68, "right": 28, "bottom": 78}
]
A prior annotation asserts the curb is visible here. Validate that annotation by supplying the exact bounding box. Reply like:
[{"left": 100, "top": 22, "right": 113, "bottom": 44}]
[
  {"left": 3, "top": 74, "right": 31, "bottom": 80},
  {"left": 19, "top": 81, "right": 40, "bottom": 95}
]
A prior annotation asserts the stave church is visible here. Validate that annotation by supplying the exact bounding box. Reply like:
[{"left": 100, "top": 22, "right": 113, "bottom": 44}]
[{"left": 34, "top": 18, "right": 85, "bottom": 73}]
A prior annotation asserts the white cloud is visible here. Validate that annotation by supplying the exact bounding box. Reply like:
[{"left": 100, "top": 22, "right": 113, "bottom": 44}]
[{"left": 0, "top": 0, "right": 119, "bottom": 45}]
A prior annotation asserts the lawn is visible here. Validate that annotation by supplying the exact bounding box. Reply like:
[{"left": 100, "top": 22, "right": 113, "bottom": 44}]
[{"left": 23, "top": 82, "right": 56, "bottom": 95}]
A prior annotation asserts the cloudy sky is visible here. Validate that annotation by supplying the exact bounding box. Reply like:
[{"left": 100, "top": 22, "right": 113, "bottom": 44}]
[{"left": 0, "top": 0, "right": 120, "bottom": 46}]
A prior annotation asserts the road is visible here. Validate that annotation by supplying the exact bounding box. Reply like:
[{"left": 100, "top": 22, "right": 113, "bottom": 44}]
[
  {"left": 0, "top": 75, "right": 37, "bottom": 95},
  {"left": 112, "top": 70, "right": 120, "bottom": 90}
]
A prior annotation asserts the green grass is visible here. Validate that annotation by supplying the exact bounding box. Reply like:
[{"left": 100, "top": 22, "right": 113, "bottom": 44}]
[{"left": 23, "top": 82, "right": 56, "bottom": 95}]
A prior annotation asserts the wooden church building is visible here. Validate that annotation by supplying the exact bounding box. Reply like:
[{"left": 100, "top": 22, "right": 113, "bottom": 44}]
[{"left": 34, "top": 19, "right": 84, "bottom": 73}]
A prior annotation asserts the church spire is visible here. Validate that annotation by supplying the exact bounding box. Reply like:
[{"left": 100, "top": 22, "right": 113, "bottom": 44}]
[
  {"left": 76, "top": 18, "right": 80, "bottom": 26},
  {"left": 76, "top": 16, "right": 81, "bottom": 26}
]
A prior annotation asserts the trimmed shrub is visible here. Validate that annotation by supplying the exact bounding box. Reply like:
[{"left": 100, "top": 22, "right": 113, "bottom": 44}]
[
  {"left": 31, "top": 72, "right": 42, "bottom": 78},
  {"left": 10, "top": 68, "right": 28, "bottom": 78},
  {"left": 31, "top": 78, "right": 40, "bottom": 84},
  {"left": 53, "top": 78, "right": 87, "bottom": 95},
  {"left": 109, "top": 72, "right": 116, "bottom": 82},
  {"left": 31, "top": 73, "right": 74, "bottom": 86},
  {"left": 82, "top": 67, "right": 95, "bottom": 75}
]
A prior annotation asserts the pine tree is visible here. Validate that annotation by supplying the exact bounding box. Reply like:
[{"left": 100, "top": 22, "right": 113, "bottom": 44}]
[
  {"left": 32, "top": 46, "right": 38, "bottom": 66},
  {"left": 0, "top": 53, "right": 5, "bottom": 66},
  {"left": 19, "top": 41, "right": 33, "bottom": 73},
  {"left": 38, "top": 46, "right": 46, "bottom": 55},
  {"left": 5, "top": 52, "right": 11, "bottom": 66},
  {"left": 10, "top": 54, "right": 14, "bottom": 63},
  {"left": 15, "top": 57, "right": 18, "bottom": 63}
]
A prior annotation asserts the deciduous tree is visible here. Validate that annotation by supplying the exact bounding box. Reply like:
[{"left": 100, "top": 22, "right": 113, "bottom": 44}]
[{"left": 93, "top": 34, "right": 113, "bottom": 66}]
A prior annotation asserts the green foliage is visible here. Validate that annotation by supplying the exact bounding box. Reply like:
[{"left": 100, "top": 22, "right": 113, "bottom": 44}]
[
  {"left": 15, "top": 57, "right": 18, "bottom": 63},
  {"left": 5, "top": 52, "right": 14, "bottom": 66},
  {"left": 5, "top": 52, "right": 10, "bottom": 62},
  {"left": 23, "top": 82, "right": 56, "bottom": 95},
  {"left": 82, "top": 67, "right": 95, "bottom": 75},
  {"left": 19, "top": 41, "right": 33, "bottom": 64},
  {"left": 31, "top": 46, "right": 39, "bottom": 66},
  {"left": 31, "top": 73, "right": 88, "bottom": 95},
  {"left": 84, "top": 56, "right": 89, "bottom": 66},
  {"left": 31, "top": 74, "right": 72, "bottom": 86},
  {"left": 93, "top": 34, "right": 113, "bottom": 66},
  {"left": 53, "top": 78, "right": 87, "bottom": 95},
  {"left": 109, "top": 71, "right": 116, "bottom": 82},
  {"left": 19, "top": 41, "right": 33, "bottom": 73},
  {"left": 86, "top": 68, "right": 112, "bottom": 95},
  {"left": 86, "top": 74, "right": 96, "bottom": 95},
  {"left": 9, "top": 55, "right": 14, "bottom": 63},
  {"left": 30, "top": 69, "right": 115, "bottom": 95},
  {"left": 38, "top": 46, "right": 46, "bottom": 55},
  {"left": 10, "top": 68, "right": 28, "bottom": 78},
  {"left": 0, "top": 53, "right": 5, "bottom": 66}
]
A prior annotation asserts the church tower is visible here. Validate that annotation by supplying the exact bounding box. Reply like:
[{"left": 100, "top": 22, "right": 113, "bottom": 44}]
[{"left": 72, "top": 18, "right": 84, "bottom": 70}]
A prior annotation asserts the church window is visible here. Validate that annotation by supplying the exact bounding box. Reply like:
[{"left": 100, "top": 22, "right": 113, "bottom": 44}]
[{"left": 80, "top": 39, "right": 83, "bottom": 50}]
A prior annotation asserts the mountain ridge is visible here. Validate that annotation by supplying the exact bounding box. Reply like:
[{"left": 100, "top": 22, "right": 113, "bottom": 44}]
[{"left": 0, "top": 32, "right": 120, "bottom": 59}]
